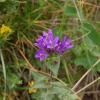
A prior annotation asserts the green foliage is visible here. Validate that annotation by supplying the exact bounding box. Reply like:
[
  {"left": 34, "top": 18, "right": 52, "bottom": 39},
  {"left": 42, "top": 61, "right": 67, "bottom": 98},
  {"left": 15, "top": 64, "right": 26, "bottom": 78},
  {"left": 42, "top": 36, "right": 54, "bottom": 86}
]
[
  {"left": 75, "top": 52, "right": 96, "bottom": 69},
  {"left": 64, "top": 6, "right": 77, "bottom": 16},
  {"left": 32, "top": 72, "right": 78, "bottom": 100},
  {"left": 0, "top": 0, "right": 100, "bottom": 100},
  {"left": 0, "top": 0, "right": 6, "bottom": 2},
  {"left": 83, "top": 22, "right": 100, "bottom": 46},
  {"left": 7, "top": 72, "right": 20, "bottom": 89}
]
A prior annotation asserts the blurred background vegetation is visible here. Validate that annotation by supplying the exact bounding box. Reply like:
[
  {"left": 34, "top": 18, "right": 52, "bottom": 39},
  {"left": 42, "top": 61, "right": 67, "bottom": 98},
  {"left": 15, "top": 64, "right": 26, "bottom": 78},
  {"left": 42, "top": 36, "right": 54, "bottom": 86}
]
[{"left": 0, "top": 0, "right": 100, "bottom": 100}]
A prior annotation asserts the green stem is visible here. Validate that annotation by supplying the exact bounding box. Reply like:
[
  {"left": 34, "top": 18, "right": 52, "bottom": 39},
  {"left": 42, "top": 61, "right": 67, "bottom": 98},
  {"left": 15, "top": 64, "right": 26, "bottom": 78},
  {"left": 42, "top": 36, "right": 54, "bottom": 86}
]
[
  {"left": 0, "top": 49, "right": 6, "bottom": 100},
  {"left": 63, "top": 60, "right": 72, "bottom": 85}
]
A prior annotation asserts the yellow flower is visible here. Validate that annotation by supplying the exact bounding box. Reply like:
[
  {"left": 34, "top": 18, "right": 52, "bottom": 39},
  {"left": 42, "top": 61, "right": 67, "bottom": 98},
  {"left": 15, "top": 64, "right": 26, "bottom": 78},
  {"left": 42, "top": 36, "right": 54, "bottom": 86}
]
[
  {"left": 28, "top": 88, "right": 37, "bottom": 94},
  {"left": 0, "top": 24, "right": 12, "bottom": 37},
  {"left": 28, "top": 81, "right": 35, "bottom": 86},
  {"left": 28, "top": 80, "right": 38, "bottom": 94}
]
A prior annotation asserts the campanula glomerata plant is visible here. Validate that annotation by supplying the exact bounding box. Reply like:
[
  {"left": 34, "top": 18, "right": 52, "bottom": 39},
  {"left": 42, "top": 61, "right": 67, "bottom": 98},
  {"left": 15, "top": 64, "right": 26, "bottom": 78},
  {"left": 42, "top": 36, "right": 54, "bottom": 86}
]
[{"left": 35, "top": 29, "right": 73, "bottom": 61}]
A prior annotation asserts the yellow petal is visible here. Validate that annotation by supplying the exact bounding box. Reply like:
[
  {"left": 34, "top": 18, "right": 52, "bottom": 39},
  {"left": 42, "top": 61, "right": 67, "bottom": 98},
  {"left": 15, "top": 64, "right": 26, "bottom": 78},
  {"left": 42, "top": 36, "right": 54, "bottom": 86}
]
[
  {"left": 0, "top": 24, "right": 12, "bottom": 34},
  {"left": 28, "top": 81, "right": 35, "bottom": 86},
  {"left": 28, "top": 88, "right": 37, "bottom": 94}
]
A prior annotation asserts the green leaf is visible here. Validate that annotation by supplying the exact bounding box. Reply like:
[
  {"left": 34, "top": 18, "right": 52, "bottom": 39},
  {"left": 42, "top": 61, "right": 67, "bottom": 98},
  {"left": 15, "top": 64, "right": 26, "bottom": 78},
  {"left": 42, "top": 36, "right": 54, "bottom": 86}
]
[
  {"left": 32, "top": 72, "right": 49, "bottom": 89},
  {"left": 32, "top": 72, "right": 48, "bottom": 82},
  {"left": 83, "top": 22, "right": 100, "bottom": 46},
  {"left": 32, "top": 81, "right": 78, "bottom": 100},
  {"left": 85, "top": 37, "right": 100, "bottom": 57},
  {"left": 74, "top": 53, "right": 97, "bottom": 69},
  {"left": 7, "top": 72, "right": 19, "bottom": 89},
  {"left": 64, "top": 6, "right": 77, "bottom": 16},
  {"left": 46, "top": 82, "right": 77, "bottom": 100},
  {"left": 46, "top": 56, "right": 60, "bottom": 76},
  {"left": 0, "top": 0, "right": 6, "bottom": 2},
  {"left": 40, "top": 92, "right": 54, "bottom": 100}
]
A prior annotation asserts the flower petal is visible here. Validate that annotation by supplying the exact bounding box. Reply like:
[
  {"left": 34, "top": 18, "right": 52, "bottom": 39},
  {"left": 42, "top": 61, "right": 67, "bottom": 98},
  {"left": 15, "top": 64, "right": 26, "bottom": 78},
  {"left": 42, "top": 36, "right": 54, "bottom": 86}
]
[{"left": 35, "top": 49, "right": 48, "bottom": 61}]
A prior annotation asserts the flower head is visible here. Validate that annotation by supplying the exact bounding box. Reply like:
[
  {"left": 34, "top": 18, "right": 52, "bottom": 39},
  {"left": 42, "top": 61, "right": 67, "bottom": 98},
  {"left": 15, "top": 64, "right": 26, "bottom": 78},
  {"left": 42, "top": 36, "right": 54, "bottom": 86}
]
[
  {"left": 0, "top": 24, "right": 12, "bottom": 34},
  {"left": 0, "top": 24, "right": 12, "bottom": 38},
  {"left": 34, "top": 29, "right": 73, "bottom": 61}
]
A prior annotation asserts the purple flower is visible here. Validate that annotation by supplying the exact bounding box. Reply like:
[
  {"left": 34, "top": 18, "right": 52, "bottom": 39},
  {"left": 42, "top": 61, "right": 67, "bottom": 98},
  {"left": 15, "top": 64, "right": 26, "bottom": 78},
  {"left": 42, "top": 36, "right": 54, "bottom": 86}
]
[
  {"left": 43, "top": 29, "right": 53, "bottom": 38},
  {"left": 45, "top": 29, "right": 59, "bottom": 49},
  {"left": 35, "top": 49, "right": 48, "bottom": 61},
  {"left": 35, "top": 36, "right": 44, "bottom": 48},
  {"left": 65, "top": 38, "right": 73, "bottom": 49},
  {"left": 34, "top": 29, "right": 73, "bottom": 61},
  {"left": 35, "top": 29, "right": 53, "bottom": 49},
  {"left": 46, "top": 36, "right": 59, "bottom": 49},
  {"left": 35, "top": 29, "right": 59, "bottom": 50},
  {"left": 56, "top": 36, "right": 73, "bottom": 53}
]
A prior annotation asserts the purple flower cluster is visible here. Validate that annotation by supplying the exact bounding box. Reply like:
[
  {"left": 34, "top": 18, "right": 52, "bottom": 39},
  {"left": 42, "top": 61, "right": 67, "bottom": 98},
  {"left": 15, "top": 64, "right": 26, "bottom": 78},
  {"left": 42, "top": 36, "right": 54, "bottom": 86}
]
[{"left": 35, "top": 29, "right": 73, "bottom": 61}]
